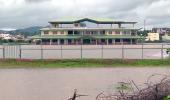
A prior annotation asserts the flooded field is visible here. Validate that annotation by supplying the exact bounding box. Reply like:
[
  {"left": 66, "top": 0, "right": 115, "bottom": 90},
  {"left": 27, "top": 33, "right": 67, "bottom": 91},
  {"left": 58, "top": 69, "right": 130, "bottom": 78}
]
[{"left": 0, "top": 68, "right": 169, "bottom": 100}]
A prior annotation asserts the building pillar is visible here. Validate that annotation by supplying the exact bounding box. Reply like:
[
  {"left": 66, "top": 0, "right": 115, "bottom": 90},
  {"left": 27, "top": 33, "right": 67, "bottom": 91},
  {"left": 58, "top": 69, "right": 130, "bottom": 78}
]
[
  {"left": 106, "top": 39, "right": 109, "bottom": 45},
  {"left": 81, "top": 31, "right": 83, "bottom": 36},
  {"left": 71, "top": 39, "right": 73, "bottom": 44},
  {"left": 73, "top": 30, "right": 75, "bottom": 35},
  {"left": 118, "top": 24, "right": 121, "bottom": 28},
  {"left": 121, "top": 39, "right": 123, "bottom": 45},
  {"left": 76, "top": 39, "right": 78, "bottom": 45},
  {"left": 81, "top": 38, "right": 83, "bottom": 45},
  {"left": 136, "top": 39, "right": 138, "bottom": 44},
  {"left": 72, "top": 39, "right": 75, "bottom": 44},
  {"left": 120, "top": 31, "right": 122, "bottom": 35},
  {"left": 64, "top": 39, "right": 68, "bottom": 45},
  {"left": 112, "top": 39, "right": 115, "bottom": 45},
  {"left": 133, "top": 24, "right": 135, "bottom": 28},
  {"left": 96, "top": 39, "right": 97, "bottom": 45},
  {"left": 50, "top": 39, "right": 52, "bottom": 45},
  {"left": 98, "top": 31, "right": 100, "bottom": 35},
  {"left": 131, "top": 39, "right": 133, "bottom": 45},
  {"left": 58, "top": 39, "right": 60, "bottom": 45},
  {"left": 99, "top": 39, "right": 101, "bottom": 45},
  {"left": 40, "top": 39, "right": 43, "bottom": 45},
  {"left": 73, "top": 39, "right": 75, "bottom": 45}
]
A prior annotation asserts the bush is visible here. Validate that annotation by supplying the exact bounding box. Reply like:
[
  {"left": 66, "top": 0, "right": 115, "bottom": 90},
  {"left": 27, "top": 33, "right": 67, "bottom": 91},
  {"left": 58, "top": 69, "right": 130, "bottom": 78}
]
[
  {"left": 167, "top": 48, "right": 170, "bottom": 52},
  {"left": 164, "top": 96, "right": 170, "bottom": 100}
]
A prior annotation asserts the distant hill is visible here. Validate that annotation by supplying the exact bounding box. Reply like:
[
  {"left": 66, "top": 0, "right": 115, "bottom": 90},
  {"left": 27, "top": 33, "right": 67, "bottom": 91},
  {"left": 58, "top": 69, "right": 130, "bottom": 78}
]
[
  {"left": 12, "top": 26, "right": 44, "bottom": 36},
  {"left": 0, "top": 30, "right": 6, "bottom": 33},
  {"left": 0, "top": 26, "right": 44, "bottom": 36}
]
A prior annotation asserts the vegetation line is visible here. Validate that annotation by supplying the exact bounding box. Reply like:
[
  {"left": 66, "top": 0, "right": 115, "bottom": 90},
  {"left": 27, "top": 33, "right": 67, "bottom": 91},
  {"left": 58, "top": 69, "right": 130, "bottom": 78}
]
[{"left": 0, "top": 59, "right": 170, "bottom": 68}]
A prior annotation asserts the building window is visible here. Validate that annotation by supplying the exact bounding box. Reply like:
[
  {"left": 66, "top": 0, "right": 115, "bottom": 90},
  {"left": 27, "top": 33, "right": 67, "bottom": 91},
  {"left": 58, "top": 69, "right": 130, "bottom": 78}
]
[
  {"left": 74, "top": 23, "right": 79, "bottom": 27},
  {"left": 131, "top": 30, "right": 136, "bottom": 36},
  {"left": 115, "top": 31, "right": 120, "bottom": 35},
  {"left": 86, "top": 31, "right": 91, "bottom": 35},
  {"left": 61, "top": 31, "right": 64, "bottom": 34},
  {"left": 101, "top": 39, "right": 105, "bottom": 43},
  {"left": 91, "top": 31, "right": 94, "bottom": 35},
  {"left": 101, "top": 31, "right": 105, "bottom": 35},
  {"left": 108, "top": 39, "right": 112, "bottom": 44},
  {"left": 108, "top": 31, "right": 112, "bottom": 34},
  {"left": 74, "top": 31, "right": 79, "bottom": 35},
  {"left": 44, "top": 31, "right": 49, "bottom": 35},
  {"left": 68, "top": 31, "right": 73, "bottom": 35},
  {"left": 123, "top": 31, "right": 130, "bottom": 35},
  {"left": 68, "top": 39, "right": 72, "bottom": 44},
  {"left": 115, "top": 39, "right": 120, "bottom": 42},
  {"left": 53, "top": 31, "right": 58, "bottom": 34},
  {"left": 60, "top": 39, "right": 64, "bottom": 44},
  {"left": 112, "top": 31, "right": 116, "bottom": 34}
]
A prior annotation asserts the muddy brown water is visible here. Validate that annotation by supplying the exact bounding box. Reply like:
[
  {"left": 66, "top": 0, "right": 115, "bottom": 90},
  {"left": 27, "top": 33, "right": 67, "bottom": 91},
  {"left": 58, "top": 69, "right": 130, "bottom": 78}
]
[{"left": 0, "top": 68, "right": 169, "bottom": 100}]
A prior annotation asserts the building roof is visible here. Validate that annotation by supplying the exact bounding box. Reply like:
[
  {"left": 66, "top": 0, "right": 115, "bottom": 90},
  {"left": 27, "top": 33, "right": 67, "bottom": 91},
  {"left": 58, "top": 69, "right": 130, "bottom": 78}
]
[
  {"left": 40, "top": 27, "right": 140, "bottom": 31},
  {"left": 49, "top": 17, "right": 137, "bottom": 24},
  {"left": 29, "top": 35, "right": 141, "bottom": 39}
]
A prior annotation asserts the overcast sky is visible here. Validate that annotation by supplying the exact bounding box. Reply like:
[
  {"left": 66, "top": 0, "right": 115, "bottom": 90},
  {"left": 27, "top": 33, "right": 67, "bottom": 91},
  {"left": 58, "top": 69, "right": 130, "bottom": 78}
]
[{"left": 0, "top": 0, "right": 170, "bottom": 30}]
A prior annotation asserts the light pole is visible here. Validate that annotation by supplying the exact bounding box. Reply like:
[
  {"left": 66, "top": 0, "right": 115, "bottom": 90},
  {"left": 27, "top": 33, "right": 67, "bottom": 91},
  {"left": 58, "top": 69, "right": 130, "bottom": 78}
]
[
  {"left": 141, "top": 19, "right": 146, "bottom": 59},
  {"left": 141, "top": 33, "right": 144, "bottom": 59}
]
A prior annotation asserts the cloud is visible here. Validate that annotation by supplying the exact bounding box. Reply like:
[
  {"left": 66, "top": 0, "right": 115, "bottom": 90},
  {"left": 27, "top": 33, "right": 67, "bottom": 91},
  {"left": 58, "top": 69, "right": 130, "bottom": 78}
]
[
  {"left": 0, "top": 0, "right": 169, "bottom": 29},
  {"left": 25, "top": 0, "right": 51, "bottom": 3},
  {"left": 134, "top": 0, "right": 170, "bottom": 28}
]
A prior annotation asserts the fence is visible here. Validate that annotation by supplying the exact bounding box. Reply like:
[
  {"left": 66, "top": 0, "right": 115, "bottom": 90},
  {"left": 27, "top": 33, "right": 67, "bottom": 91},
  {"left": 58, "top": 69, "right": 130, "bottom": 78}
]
[{"left": 0, "top": 44, "right": 169, "bottom": 59}]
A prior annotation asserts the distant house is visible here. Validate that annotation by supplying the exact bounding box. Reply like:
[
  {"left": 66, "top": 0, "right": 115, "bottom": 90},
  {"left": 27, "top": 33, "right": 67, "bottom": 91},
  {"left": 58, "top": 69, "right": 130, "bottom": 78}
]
[
  {"left": 146, "top": 32, "right": 159, "bottom": 41},
  {"left": 0, "top": 33, "right": 25, "bottom": 41},
  {"left": 152, "top": 28, "right": 170, "bottom": 41},
  {"left": 29, "top": 17, "right": 141, "bottom": 45},
  {"left": 14, "top": 34, "right": 25, "bottom": 40},
  {"left": 152, "top": 28, "right": 170, "bottom": 35},
  {"left": 0, "top": 33, "right": 13, "bottom": 40}
]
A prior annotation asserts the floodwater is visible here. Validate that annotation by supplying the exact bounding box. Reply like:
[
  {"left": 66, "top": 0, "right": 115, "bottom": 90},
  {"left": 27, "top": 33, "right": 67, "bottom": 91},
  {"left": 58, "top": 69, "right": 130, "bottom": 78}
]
[{"left": 0, "top": 68, "right": 169, "bottom": 100}]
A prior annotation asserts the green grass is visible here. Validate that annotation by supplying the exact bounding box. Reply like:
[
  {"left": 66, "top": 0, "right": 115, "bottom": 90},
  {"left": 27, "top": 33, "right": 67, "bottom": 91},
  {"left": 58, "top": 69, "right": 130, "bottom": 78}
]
[{"left": 0, "top": 59, "right": 170, "bottom": 68}]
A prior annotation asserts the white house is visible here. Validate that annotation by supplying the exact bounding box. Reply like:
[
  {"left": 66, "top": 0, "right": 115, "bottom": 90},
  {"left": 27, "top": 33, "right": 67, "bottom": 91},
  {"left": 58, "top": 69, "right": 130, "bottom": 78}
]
[{"left": 0, "top": 33, "right": 13, "bottom": 40}]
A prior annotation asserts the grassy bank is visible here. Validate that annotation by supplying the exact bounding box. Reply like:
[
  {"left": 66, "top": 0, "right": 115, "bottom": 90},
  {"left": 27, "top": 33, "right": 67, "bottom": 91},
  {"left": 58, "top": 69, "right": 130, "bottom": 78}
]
[{"left": 0, "top": 59, "right": 170, "bottom": 68}]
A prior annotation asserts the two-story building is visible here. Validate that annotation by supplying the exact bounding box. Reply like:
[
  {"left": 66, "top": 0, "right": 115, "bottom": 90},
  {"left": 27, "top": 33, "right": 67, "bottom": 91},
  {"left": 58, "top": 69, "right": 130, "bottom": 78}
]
[
  {"left": 29, "top": 17, "right": 141, "bottom": 45},
  {"left": 146, "top": 32, "right": 160, "bottom": 41}
]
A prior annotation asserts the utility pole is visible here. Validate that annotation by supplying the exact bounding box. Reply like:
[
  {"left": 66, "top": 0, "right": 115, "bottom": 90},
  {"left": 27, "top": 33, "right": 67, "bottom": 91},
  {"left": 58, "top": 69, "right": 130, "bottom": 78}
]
[
  {"left": 142, "top": 19, "right": 146, "bottom": 59},
  {"left": 144, "top": 19, "right": 146, "bottom": 32}
]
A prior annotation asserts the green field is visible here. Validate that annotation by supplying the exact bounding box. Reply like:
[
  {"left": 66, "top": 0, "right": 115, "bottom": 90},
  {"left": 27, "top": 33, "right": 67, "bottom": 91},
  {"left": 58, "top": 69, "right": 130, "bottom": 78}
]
[{"left": 0, "top": 59, "right": 170, "bottom": 68}]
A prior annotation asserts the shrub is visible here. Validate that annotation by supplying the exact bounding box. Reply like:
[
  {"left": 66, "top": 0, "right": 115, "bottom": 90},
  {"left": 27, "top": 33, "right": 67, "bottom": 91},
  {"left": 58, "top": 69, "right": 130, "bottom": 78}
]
[{"left": 164, "top": 95, "right": 170, "bottom": 100}]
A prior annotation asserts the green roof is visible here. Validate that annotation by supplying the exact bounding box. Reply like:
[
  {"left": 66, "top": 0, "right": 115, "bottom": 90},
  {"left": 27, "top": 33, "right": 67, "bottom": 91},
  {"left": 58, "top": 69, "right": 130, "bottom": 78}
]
[
  {"left": 29, "top": 35, "right": 141, "bottom": 39},
  {"left": 51, "top": 17, "right": 113, "bottom": 22},
  {"left": 40, "top": 28, "right": 139, "bottom": 31},
  {"left": 49, "top": 17, "right": 137, "bottom": 24}
]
